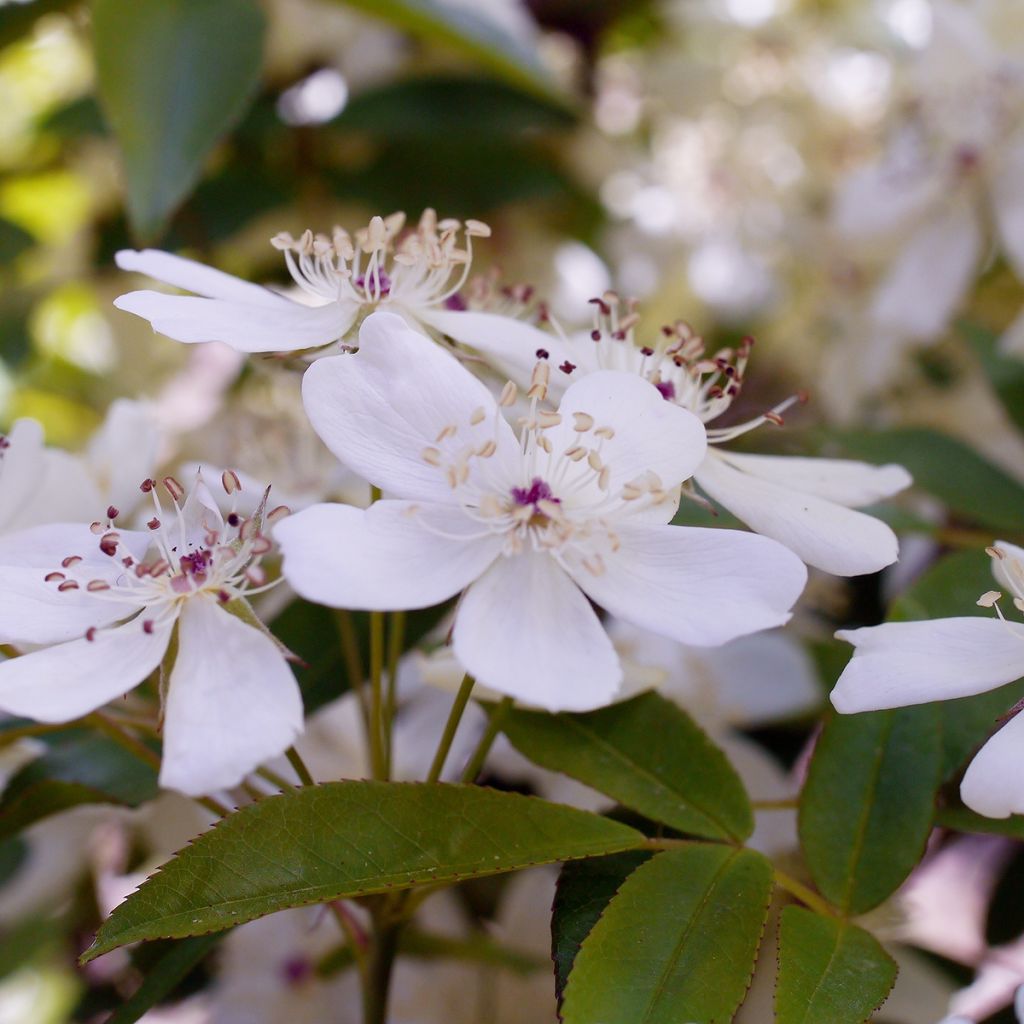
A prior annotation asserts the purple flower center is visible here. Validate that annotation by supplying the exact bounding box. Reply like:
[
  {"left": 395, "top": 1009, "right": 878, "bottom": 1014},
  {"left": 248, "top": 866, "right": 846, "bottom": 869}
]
[
  {"left": 511, "top": 477, "right": 559, "bottom": 512},
  {"left": 444, "top": 292, "right": 467, "bottom": 311},
  {"left": 355, "top": 269, "right": 391, "bottom": 297},
  {"left": 280, "top": 955, "right": 312, "bottom": 987},
  {"left": 654, "top": 380, "right": 676, "bottom": 401},
  {"left": 180, "top": 550, "right": 211, "bottom": 579}
]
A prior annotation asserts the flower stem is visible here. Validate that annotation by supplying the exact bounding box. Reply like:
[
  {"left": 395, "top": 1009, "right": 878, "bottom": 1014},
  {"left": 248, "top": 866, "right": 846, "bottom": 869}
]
[
  {"left": 328, "top": 900, "right": 369, "bottom": 984},
  {"left": 362, "top": 916, "right": 400, "bottom": 1024},
  {"left": 334, "top": 609, "right": 369, "bottom": 728},
  {"left": 772, "top": 867, "right": 836, "bottom": 918},
  {"left": 459, "top": 697, "right": 512, "bottom": 784},
  {"left": 369, "top": 609, "right": 386, "bottom": 779},
  {"left": 383, "top": 611, "right": 405, "bottom": 775},
  {"left": 255, "top": 765, "right": 296, "bottom": 791},
  {"left": 426, "top": 674, "right": 475, "bottom": 784},
  {"left": 286, "top": 745, "right": 315, "bottom": 787}
]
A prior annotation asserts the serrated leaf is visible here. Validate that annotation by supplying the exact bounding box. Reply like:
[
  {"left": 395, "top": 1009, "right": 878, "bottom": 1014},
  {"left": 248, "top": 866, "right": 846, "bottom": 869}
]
[
  {"left": 93, "top": 0, "right": 265, "bottom": 240},
  {"left": 552, "top": 851, "right": 652, "bottom": 1007},
  {"left": 799, "top": 707, "right": 941, "bottom": 915},
  {"left": 889, "top": 548, "right": 1024, "bottom": 778},
  {"left": 500, "top": 693, "right": 753, "bottom": 841},
  {"left": 107, "top": 933, "right": 224, "bottom": 1024},
  {"left": 775, "top": 907, "right": 897, "bottom": 1024},
  {"left": 561, "top": 844, "right": 773, "bottom": 1024},
  {"left": 332, "top": 0, "right": 562, "bottom": 101},
  {"left": 0, "top": 733, "right": 158, "bottom": 841},
  {"left": 83, "top": 782, "right": 644, "bottom": 961},
  {"left": 831, "top": 428, "right": 1024, "bottom": 532}
]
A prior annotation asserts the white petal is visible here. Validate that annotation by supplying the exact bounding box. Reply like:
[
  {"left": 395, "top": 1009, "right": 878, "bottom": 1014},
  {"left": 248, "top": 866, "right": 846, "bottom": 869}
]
[
  {"left": 424, "top": 309, "right": 581, "bottom": 391},
  {"left": 86, "top": 399, "right": 161, "bottom": 512},
  {"left": 831, "top": 618, "right": 1024, "bottom": 712},
  {"left": 832, "top": 156, "right": 943, "bottom": 243},
  {"left": 116, "top": 249, "right": 293, "bottom": 307},
  {"left": 160, "top": 599, "right": 303, "bottom": 795},
  {"left": 695, "top": 450, "right": 900, "bottom": 576},
  {"left": 114, "top": 291, "right": 355, "bottom": 353},
  {"left": 0, "top": 523, "right": 150, "bottom": 644},
  {"left": 871, "top": 198, "right": 982, "bottom": 340},
  {"left": 570, "top": 522, "right": 806, "bottom": 647},
  {"left": 28, "top": 449, "right": 103, "bottom": 527},
  {"left": 276, "top": 500, "right": 502, "bottom": 611},
  {"left": 545, "top": 370, "right": 707, "bottom": 497},
  {"left": 0, "top": 613, "right": 172, "bottom": 721},
  {"left": 717, "top": 451, "right": 911, "bottom": 507},
  {"left": 990, "top": 540, "right": 1024, "bottom": 595},
  {"left": 960, "top": 712, "right": 1024, "bottom": 819},
  {"left": 453, "top": 551, "right": 621, "bottom": 711},
  {"left": 0, "top": 419, "right": 47, "bottom": 533},
  {"left": 991, "top": 135, "right": 1024, "bottom": 279},
  {"left": 302, "top": 311, "right": 519, "bottom": 502}
]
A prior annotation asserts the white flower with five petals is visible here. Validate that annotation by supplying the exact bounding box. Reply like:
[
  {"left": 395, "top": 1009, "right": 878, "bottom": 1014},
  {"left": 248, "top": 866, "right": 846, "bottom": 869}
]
[
  {"left": 113, "top": 210, "right": 490, "bottom": 354},
  {"left": 275, "top": 311, "right": 807, "bottom": 712},
  {"left": 429, "top": 299, "right": 911, "bottom": 576},
  {"left": 0, "top": 473, "right": 303, "bottom": 796},
  {"left": 833, "top": 541, "right": 1024, "bottom": 819}
]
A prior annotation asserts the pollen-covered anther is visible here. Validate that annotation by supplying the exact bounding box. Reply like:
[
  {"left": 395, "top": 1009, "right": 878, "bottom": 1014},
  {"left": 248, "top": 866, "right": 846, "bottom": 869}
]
[
  {"left": 266, "top": 506, "right": 291, "bottom": 527},
  {"left": 85, "top": 627, "right": 97, "bottom": 642},
  {"left": 537, "top": 410, "right": 562, "bottom": 428},
  {"left": 142, "top": 620, "right": 155, "bottom": 634},
  {"left": 475, "top": 439, "right": 497, "bottom": 458},
  {"left": 163, "top": 476, "right": 185, "bottom": 502},
  {"left": 61, "top": 555, "right": 82, "bottom": 568},
  {"left": 87, "top": 580, "right": 110, "bottom": 592},
  {"left": 246, "top": 566, "right": 267, "bottom": 587},
  {"left": 44, "top": 571, "right": 65, "bottom": 583},
  {"left": 987, "top": 546, "right": 1005, "bottom": 559},
  {"left": 465, "top": 219, "right": 491, "bottom": 238},
  {"left": 250, "top": 535, "right": 272, "bottom": 556},
  {"left": 582, "top": 554, "right": 606, "bottom": 576},
  {"left": 435, "top": 424, "right": 457, "bottom": 443},
  {"left": 147, "top": 517, "right": 160, "bottom": 531},
  {"left": 421, "top": 446, "right": 442, "bottom": 467},
  {"left": 499, "top": 381, "right": 518, "bottom": 408},
  {"left": 106, "top": 505, "right": 120, "bottom": 521},
  {"left": 586, "top": 450, "right": 604, "bottom": 473},
  {"left": 528, "top": 361, "right": 550, "bottom": 400},
  {"left": 469, "top": 406, "right": 486, "bottom": 426},
  {"left": 535, "top": 435, "right": 552, "bottom": 454},
  {"left": 222, "top": 470, "right": 242, "bottom": 495},
  {"left": 978, "top": 590, "right": 1003, "bottom": 607},
  {"left": 239, "top": 517, "right": 258, "bottom": 542},
  {"left": 593, "top": 426, "right": 615, "bottom": 440},
  {"left": 57, "top": 580, "right": 79, "bottom": 592},
  {"left": 99, "top": 532, "right": 120, "bottom": 556},
  {"left": 89, "top": 522, "right": 104, "bottom": 535},
  {"left": 572, "top": 412, "right": 594, "bottom": 432},
  {"left": 565, "top": 446, "right": 587, "bottom": 462}
]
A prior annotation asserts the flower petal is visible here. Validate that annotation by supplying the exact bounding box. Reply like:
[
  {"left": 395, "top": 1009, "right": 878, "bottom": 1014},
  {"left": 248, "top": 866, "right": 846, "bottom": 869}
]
[
  {"left": 276, "top": 500, "right": 502, "bottom": 611},
  {"left": 832, "top": 617, "right": 1024, "bottom": 712},
  {"left": 544, "top": 370, "right": 707, "bottom": 496},
  {"left": 425, "top": 309, "right": 583, "bottom": 390},
  {"left": 568, "top": 522, "right": 806, "bottom": 648},
  {"left": 301, "top": 311, "right": 519, "bottom": 502},
  {"left": 116, "top": 249, "right": 293, "bottom": 307},
  {"left": 0, "top": 613, "right": 172, "bottom": 721},
  {"left": 86, "top": 399, "right": 161, "bottom": 513},
  {"left": 991, "top": 136, "right": 1024, "bottom": 280},
  {"left": 160, "top": 598, "right": 303, "bottom": 796},
  {"left": 960, "top": 711, "right": 1024, "bottom": 818},
  {"left": 0, "top": 419, "right": 47, "bottom": 533},
  {"left": 113, "top": 292, "right": 355, "bottom": 353},
  {"left": 695, "top": 450, "right": 900, "bottom": 576},
  {"left": 453, "top": 551, "right": 621, "bottom": 711},
  {"left": 716, "top": 451, "right": 911, "bottom": 507},
  {"left": 871, "top": 197, "right": 981, "bottom": 340},
  {"left": 0, "top": 523, "right": 150, "bottom": 644}
]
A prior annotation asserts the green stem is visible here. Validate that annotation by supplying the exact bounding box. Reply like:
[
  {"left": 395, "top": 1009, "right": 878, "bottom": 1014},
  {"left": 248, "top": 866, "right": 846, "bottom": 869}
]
[
  {"left": 773, "top": 867, "right": 837, "bottom": 918},
  {"left": 334, "top": 609, "right": 369, "bottom": 730},
  {"left": 255, "top": 765, "right": 296, "bottom": 792},
  {"left": 383, "top": 611, "right": 405, "bottom": 775},
  {"left": 328, "top": 901, "right": 369, "bottom": 984},
  {"left": 459, "top": 697, "right": 512, "bottom": 784},
  {"left": 286, "top": 745, "right": 316, "bottom": 787},
  {"left": 363, "top": 917, "right": 400, "bottom": 1024},
  {"left": 427, "top": 675, "right": 475, "bottom": 784},
  {"left": 369, "top": 610, "right": 386, "bottom": 779}
]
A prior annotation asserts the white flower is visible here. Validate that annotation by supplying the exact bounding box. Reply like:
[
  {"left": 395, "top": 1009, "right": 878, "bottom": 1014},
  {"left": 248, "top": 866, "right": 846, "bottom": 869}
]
[
  {"left": 0, "top": 472, "right": 303, "bottom": 796},
  {"left": 430, "top": 299, "right": 910, "bottom": 575},
  {"left": 833, "top": 1, "right": 1024, "bottom": 352},
  {"left": 0, "top": 399, "right": 161, "bottom": 534},
  {"left": 275, "top": 311, "right": 806, "bottom": 712},
  {"left": 832, "top": 541, "right": 1024, "bottom": 818},
  {"left": 113, "top": 209, "right": 491, "bottom": 354}
]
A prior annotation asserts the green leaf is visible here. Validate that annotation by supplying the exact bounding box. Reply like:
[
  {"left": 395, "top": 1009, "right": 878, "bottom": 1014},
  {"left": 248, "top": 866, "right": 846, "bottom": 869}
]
[
  {"left": 500, "top": 692, "right": 753, "bottom": 841},
  {"left": 83, "top": 782, "right": 644, "bottom": 960},
  {"left": 889, "top": 548, "right": 1024, "bottom": 778},
  {"left": 552, "top": 851, "right": 652, "bottom": 1008},
  {"left": 830, "top": 428, "right": 1024, "bottom": 532},
  {"left": 93, "top": 0, "right": 265, "bottom": 240},
  {"left": 776, "top": 907, "right": 897, "bottom": 1024},
  {"left": 0, "top": 0, "right": 76, "bottom": 50},
  {"left": 561, "top": 844, "right": 773, "bottom": 1024},
  {"left": 0, "top": 733, "right": 158, "bottom": 841},
  {"left": 0, "top": 219, "right": 34, "bottom": 265},
  {"left": 798, "top": 707, "right": 941, "bottom": 915},
  {"left": 960, "top": 319, "right": 1024, "bottom": 435},
  {"left": 106, "top": 933, "right": 224, "bottom": 1024},
  {"left": 332, "top": 0, "right": 562, "bottom": 101}
]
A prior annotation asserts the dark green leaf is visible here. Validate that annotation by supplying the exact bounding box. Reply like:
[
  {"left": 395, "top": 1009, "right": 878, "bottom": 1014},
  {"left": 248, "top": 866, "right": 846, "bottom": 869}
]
[
  {"left": 0, "top": 915, "right": 62, "bottom": 982},
  {"left": 500, "top": 693, "right": 753, "bottom": 841},
  {"left": 889, "top": 548, "right": 1024, "bottom": 777},
  {"left": 0, "top": 0, "right": 76, "bottom": 50},
  {"left": 799, "top": 707, "right": 941, "bottom": 915},
  {"left": 0, "top": 220, "right": 33, "bottom": 265},
  {"left": 93, "top": 0, "right": 265, "bottom": 240},
  {"left": 83, "top": 782, "right": 644, "bottom": 960},
  {"left": 829, "top": 428, "right": 1024, "bottom": 533},
  {"left": 775, "top": 906, "right": 897, "bottom": 1024},
  {"left": 560, "top": 844, "right": 773, "bottom": 1024},
  {"left": 107, "top": 933, "right": 224, "bottom": 1024},
  {"left": 332, "top": 0, "right": 563, "bottom": 100},
  {"left": 0, "top": 733, "right": 158, "bottom": 841},
  {"left": 961, "top": 319, "right": 1024, "bottom": 435},
  {"left": 552, "top": 851, "right": 651, "bottom": 1007}
]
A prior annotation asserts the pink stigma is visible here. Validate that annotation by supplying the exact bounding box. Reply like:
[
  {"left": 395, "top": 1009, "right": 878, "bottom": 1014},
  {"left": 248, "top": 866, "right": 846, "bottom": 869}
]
[
  {"left": 511, "top": 478, "right": 559, "bottom": 511},
  {"left": 655, "top": 380, "right": 677, "bottom": 401}
]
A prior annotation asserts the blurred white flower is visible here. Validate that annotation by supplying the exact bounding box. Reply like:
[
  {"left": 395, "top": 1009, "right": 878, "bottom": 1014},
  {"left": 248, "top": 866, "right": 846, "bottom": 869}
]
[
  {"left": 113, "top": 210, "right": 491, "bottom": 353},
  {"left": 434, "top": 301, "right": 910, "bottom": 574},
  {"left": 0, "top": 472, "right": 302, "bottom": 795},
  {"left": 277, "top": 312, "right": 806, "bottom": 711},
  {"left": 833, "top": 540, "right": 1024, "bottom": 818}
]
